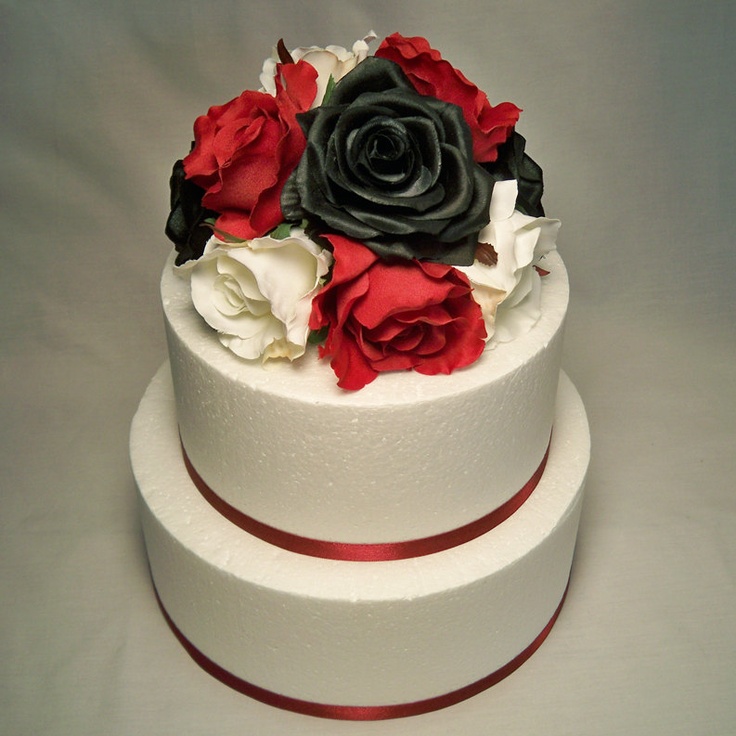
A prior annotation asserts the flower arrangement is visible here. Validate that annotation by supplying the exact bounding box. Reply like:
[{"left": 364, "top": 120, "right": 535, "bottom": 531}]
[{"left": 166, "top": 32, "right": 560, "bottom": 390}]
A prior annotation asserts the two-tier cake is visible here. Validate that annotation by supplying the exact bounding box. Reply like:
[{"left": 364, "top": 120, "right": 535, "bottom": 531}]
[{"left": 130, "top": 32, "right": 590, "bottom": 720}]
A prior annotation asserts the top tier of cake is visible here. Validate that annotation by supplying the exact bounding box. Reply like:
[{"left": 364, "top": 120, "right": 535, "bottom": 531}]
[{"left": 162, "top": 248, "right": 568, "bottom": 548}]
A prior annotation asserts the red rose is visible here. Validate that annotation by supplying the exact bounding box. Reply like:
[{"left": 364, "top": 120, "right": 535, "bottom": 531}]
[
  {"left": 183, "top": 61, "right": 317, "bottom": 240},
  {"left": 310, "top": 234, "right": 487, "bottom": 390},
  {"left": 376, "top": 33, "right": 521, "bottom": 163}
]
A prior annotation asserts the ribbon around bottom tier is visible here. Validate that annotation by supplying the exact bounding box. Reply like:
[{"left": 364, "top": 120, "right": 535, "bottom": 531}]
[
  {"left": 181, "top": 435, "right": 551, "bottom": 562},
  {"left": 154, "top": 579, "right": 568, "bottom": 720}
]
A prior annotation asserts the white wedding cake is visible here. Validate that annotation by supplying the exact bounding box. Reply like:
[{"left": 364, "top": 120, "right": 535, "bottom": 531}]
[{"left": 131, "top": 32, "right": 590, "bottom": 720}]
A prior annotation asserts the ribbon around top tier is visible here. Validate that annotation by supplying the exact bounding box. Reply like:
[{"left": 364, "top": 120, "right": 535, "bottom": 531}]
[{"left": 181, "top": 434, "right": 551, "bottom": 561}]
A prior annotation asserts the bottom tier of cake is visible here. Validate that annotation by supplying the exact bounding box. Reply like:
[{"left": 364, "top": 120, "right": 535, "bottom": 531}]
[{"left": 130, "top": 365, "right": 590, "bottom": 720}]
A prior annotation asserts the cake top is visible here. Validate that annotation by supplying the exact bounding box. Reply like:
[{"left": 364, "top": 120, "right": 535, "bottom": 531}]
[{"left": 165, "top": 32, "right": 560, "bottom": 390}]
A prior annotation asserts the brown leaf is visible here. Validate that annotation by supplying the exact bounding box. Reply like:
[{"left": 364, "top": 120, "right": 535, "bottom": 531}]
[
  {"left": 276, "top": 39, "right": 294, "bottom": 65},
  {"left": 475, "top": 242, "right": 498, "bottom": 267}
]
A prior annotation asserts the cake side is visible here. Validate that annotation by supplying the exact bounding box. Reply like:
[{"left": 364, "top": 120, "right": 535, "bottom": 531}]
[{"left": 163, "top": 249, "right": 568, "bottom": 544}]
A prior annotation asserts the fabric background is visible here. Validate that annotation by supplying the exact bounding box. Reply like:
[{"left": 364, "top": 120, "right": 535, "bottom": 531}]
[{"left": 1, "top": 1, "right": 734, "bottom": 734}]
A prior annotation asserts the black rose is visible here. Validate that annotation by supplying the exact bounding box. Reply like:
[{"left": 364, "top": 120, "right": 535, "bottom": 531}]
[
  {"left": 165, "top": 158, "right": 217, "bottom": 265},
  {"left": 280, "top": 57, "right": 493, "bottom": 265},
  {"left": 483, "top": 132, "right": 546, "bottom": 217}
]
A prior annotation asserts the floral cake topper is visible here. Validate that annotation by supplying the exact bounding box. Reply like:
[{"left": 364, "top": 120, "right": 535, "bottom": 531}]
[{"left": 166, "top": 32, "right": 559, "bottom": 390}]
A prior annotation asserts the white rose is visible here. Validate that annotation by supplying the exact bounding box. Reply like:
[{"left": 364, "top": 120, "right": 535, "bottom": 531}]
[
  {"left": 179, "top": 228, "right": 332, "bottom": 361},
  {"left": 259, "top": 32, "right": 376, "bottom": 107},
  {"left": 458, "top": 179, "right": 560, "bottom": 344}
]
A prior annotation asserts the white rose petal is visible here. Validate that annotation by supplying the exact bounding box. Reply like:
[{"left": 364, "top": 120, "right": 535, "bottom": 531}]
[
  {"left": 458, "top": 179, "right": 560, "bottom": 344},
  {"left": 178, "top": 228, "right": 332, "bottom": 362},
  {"left": 259, "top": 32, "right": 376, "bottom": 107}
]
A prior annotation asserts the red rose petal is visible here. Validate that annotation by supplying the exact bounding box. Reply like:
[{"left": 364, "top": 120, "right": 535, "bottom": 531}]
[
  {"left": 181, "top": 61, "right": 317, "bottom": 241},
  {"left": 376, "top": 33, "right": 521, "bottom": 162},
  {"left": 310, "top": 234, "right": 487, "bottom": 389},
  {"left": 329, "top": 330, "right": 378, "bottom": 391}
]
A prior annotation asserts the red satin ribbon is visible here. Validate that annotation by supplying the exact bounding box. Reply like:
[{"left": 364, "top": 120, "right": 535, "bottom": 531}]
[
  {"left": 181, "top": 437, "right": 551, "bottom": 562},
  {"left": 154, "top": 579, "right": 569, "bottom": 720}
]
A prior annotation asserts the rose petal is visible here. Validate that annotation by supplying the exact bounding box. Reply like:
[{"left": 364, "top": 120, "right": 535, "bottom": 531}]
[
  {"left": 310, "top": 234, "right": 486, "bottom": 389},
  {"left": 375, "top": 33, "right": 520, "bottom": 162}
]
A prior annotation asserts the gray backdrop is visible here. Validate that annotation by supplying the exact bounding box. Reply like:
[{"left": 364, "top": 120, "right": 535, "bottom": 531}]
[{"left": 2, "top": 1, "right": 734, "bottom": 734}]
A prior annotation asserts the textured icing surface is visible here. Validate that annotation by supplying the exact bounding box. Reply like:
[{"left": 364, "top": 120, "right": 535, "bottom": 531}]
[
  {"left": 162, "top": 250, "right": 569, "bottom": 543},
  {"left": 131, "top": 367, "right": 589, "bottom": 706}
]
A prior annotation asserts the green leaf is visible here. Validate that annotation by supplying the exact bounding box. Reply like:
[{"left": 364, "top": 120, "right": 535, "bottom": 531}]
[
  {"left": 308, "top": 326, "right": 329, "bottom": 345},
  {"left": 269, "top": 222, "right": 294, "bottom": 240},
  {"left": 322, "top": 74, "right": 337, "bottom": 105},
  {"left": 270, "top": 219, "right": 311, "bottom": 239}
]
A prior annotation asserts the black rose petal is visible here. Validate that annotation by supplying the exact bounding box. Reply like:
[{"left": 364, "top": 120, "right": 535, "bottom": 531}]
[
  {"left": 482, "top": 132, "right": 546, "bottom": 217},
  {"left": 165, "top": 159, "right": 217, "bottom": 265},
  {"left": 281, "top": 57, "right": 493, "bottom": 265}
]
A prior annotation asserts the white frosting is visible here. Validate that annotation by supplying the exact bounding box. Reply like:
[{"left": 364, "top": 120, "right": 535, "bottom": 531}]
[
  {"left": 161, "top": 249, "right": 569, "bottom": 544},
  {"left": 131, "top": 366, "right": 589, "bottom": 708}
]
